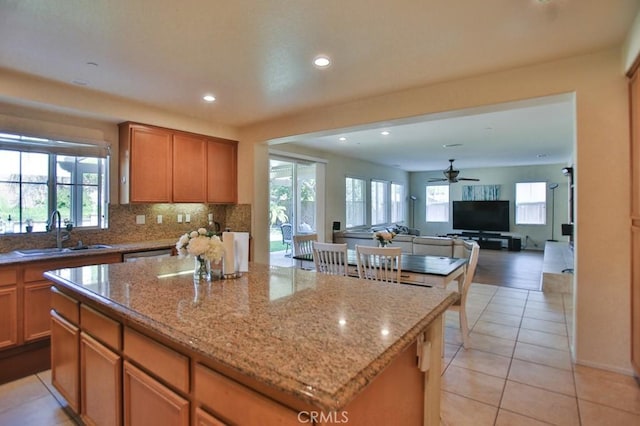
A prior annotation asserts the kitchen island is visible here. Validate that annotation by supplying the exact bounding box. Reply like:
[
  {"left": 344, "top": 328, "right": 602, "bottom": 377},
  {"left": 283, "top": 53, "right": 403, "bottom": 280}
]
[{"left": 45, "top": 256, "right": 458, "bottom": 425}]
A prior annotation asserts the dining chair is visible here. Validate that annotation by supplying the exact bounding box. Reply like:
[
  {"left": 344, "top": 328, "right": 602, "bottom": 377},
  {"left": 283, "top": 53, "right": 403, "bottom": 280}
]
[
  {"left": 312, "top": 242, "right": 349, "bottom": 276},
  {"left": 448, "top": 240, "right": 480, "bottom": 349},
  {"left": 280, "top": 223, "right": 293, "bottom": 257},
  {"left": 355, "top": 245, "right": 402, "bottom": 284},
  {"left": 293, "top": 233, "right": 317, "bottom": 257}
]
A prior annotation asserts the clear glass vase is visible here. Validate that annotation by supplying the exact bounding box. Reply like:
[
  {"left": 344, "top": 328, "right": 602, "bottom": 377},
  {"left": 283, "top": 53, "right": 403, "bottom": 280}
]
[{"left": 193, "top": 255, "right": 211, "bottom": 282}]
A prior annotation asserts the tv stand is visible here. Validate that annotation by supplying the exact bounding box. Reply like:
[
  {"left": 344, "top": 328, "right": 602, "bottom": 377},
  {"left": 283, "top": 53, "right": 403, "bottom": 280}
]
[{"left": 449, "top": 232, "right": 521, "bottom": 251}]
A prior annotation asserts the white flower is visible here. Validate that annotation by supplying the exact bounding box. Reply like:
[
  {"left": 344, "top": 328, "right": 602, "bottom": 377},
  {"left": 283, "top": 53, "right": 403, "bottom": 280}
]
[{"left": 176, "top": 230, "right": 225, "bottom": 262}]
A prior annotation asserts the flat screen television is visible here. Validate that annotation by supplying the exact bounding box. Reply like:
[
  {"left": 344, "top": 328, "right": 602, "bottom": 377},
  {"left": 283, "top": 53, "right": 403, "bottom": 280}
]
[{"left": 452, "top": 200, "right": 510, "bottom": 232}]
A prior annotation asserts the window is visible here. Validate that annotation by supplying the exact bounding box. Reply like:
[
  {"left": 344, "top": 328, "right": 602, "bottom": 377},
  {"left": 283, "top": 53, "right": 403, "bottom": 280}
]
[
  {"left": 426, "top": 185, "right": 449, "bottom": 222},
  {"left": 515, "top": 182, "right": 546, "bottom": 225},
  {"left": 371, "top": 180, "right": 388, "bottom": 225},
  {"left": 0, "top": 133, "right": 109, "bottom": 233},
  {"left": 345, "top": 177, "right": 365, "bottom": 228},
  {"left": 390, "top": 183, "right": 404, "bottom": 223}
]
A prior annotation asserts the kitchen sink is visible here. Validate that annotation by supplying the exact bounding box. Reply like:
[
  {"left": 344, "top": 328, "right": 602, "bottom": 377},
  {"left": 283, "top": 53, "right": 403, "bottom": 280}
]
[{"left": 14, "top": 244, "right": 112, "bottom": 256}]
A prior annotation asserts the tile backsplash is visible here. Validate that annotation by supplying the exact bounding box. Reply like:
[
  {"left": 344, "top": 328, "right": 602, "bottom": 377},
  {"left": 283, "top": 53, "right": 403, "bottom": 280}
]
[{"left": 0, "top": 203, "right": 251, "bottom": 254}]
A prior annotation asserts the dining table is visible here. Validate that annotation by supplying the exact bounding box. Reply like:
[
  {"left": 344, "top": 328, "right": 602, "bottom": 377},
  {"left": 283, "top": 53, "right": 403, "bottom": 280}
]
[{"left": 294, "top": 249, "right": 468, "bottom": 289}]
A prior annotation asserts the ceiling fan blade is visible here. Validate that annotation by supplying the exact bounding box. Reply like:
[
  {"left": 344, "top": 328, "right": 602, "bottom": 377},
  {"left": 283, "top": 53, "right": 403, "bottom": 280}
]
[
  {"left": 458, "top": 178, "right": 480, "bottom": 181},
  {"left": 428, "top": 178, "right": 448, "bottom": 182}
]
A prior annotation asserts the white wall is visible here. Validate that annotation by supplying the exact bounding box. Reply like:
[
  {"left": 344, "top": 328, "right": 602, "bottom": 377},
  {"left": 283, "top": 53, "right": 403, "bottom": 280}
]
[{"left": 410, "top": 164, "right": 570, "bottom": 249}]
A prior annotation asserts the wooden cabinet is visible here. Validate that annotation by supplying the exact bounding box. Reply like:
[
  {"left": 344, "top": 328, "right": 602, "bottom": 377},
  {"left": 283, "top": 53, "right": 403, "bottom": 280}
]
[
  {"left": 23, "top": 282, "right": 52, "bottom": 342},
  {"left": 80, "top": 332, "right": 122, "bottom": 426},
  {"left": 631, "top": 68, "right": 640, "bottom": 378},
  {"left": 51, "top": 311, "right": 80, "bottom": 412},
  {"left": 124, "top": 361, "right": 189, "bottom": 426},
  {"left": 120, "top": 124, "right": 173, "bottom": 203},
  {"left": 120, "top": 122, "right": 238, "bottom": 204},
  {"left": 173, "top": 133, "right": 207, "bottom": 202},
  {"left": 207, "top": 139, "right": 237, "bottom": 204},
  {"left": 194, "top": 407, "right": 226, "bottom": 426},
  {"left": 0, "top": 285, "right": 17, "bottom": 349}
]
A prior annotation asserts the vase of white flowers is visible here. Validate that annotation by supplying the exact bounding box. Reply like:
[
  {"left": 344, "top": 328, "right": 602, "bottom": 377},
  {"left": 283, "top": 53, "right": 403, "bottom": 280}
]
[{"left": 176, "top": 228, "right": 225, "bottom": 282}]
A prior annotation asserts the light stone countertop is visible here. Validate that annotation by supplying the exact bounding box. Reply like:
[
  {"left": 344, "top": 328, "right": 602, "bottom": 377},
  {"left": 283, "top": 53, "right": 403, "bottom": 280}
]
[
  {"left": 0, "top": 238, "right": 176, "bottom": 265},
  {"left": 45, "top": 256, "right": 458, "bottom": 411}
]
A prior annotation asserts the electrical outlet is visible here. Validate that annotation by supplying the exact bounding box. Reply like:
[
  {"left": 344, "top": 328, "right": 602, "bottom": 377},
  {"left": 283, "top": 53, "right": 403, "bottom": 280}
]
[
  {"left": 177, "top": 214, "right": 183, "bottom": 223},
  {"left": 157, "top": 215, "right": 163, "bottom": 224},
  {"left": 185, "top": 214, "right": 191, "bottom": 223},
  {"left": 208, "top": 213, "right": 213, "bottom": 222},
  {"left": 136, "top": 215, "right": 145, "bottom": 225}
]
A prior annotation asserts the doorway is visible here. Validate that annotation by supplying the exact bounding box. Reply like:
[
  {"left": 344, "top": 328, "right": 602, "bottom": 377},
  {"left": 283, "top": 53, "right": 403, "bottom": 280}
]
[{"left": 269, "top": 156, "right": 318, "bottom": 265}]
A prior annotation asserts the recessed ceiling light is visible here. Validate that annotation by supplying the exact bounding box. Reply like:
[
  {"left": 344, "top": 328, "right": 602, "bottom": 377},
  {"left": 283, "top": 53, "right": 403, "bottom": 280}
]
[
  {"left": 86, "top": 62, "right": 98, "bottom": 67},
  {"left": 203, "top": 94, "right": 216, "bottom": 102},
  {"left": 72, "top": 79, "right": 88, "bottom": 86},
  {"left": 380, "top": 131, "right": 390, "bottom": 136},
  {"left": 537, "top": 153, "right": 548, "bottom": 158},
  {"left": 313, "top": 55, "right": 331, "bottom": 68},
  {"left": 339, "top": 137, "right": 346, "bottom": 141},
  {"left": 443, "top": 143, "right": 463, "bottom": 148}
]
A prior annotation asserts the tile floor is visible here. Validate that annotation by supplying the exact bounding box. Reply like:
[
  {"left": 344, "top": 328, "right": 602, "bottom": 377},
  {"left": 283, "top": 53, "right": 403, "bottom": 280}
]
[{"left": 0, "top": 283, "right": 639, "bottom": 425}]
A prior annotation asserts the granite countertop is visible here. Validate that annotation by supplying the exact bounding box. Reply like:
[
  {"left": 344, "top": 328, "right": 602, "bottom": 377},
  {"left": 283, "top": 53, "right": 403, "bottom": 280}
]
[
  {"left": 45, "top": 256, "right": 458, "bottom": 411},
  {"left": 0, "top": 239, "right": 176, "bottom": 266}
]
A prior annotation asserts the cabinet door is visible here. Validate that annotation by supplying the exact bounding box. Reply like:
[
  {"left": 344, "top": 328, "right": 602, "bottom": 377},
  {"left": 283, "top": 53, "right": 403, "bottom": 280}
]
[
  {"left": 51, "top": 311, "right": 80, "bottom": 413},
  {"left": 632, "top": 225, "right": 640, "bottom": 375},
  {"left": 129, "top": 125, "right": 173, "bottom": 203},
  {"left": 173, "top": 133, "right": 207, "bottom": 202},
  {"left": 0, "top": 286, "right": 18, "bottom": 349},
  {"left": 206, "top": 139, "right": 237, "bottom": 204},
  {"left": 195, "top": 407, "right": 226, "bottom": 426},
  {"left": 24, "top": 281, "right": 52, "bottom": 342},
  {"left": 81, "top": 332, "right": 122, "bottom": 426},
  {"left": 124, "top": 361, "right": 189, "bottom": 426}
]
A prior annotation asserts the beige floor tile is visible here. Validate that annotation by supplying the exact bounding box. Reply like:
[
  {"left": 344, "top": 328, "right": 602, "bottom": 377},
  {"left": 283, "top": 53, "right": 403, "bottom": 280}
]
[
  {"left": 527, "top": 291, "right": 563, "bottom": 303},
  {"left": 451, "top": 348, "right": 511, "bottom": 378},
  {"left": 574, "top": 365, "right": 640, "bottom": 415},
  {"left": 466, "top": 294, "right": 493, "bottom": 305},
  {"left": 578, "top": 398, "right": 640, "bottom": 426},
  {"left": 0, "top": 375, "right": 50, "bottom": 414},
  {"left": 445, "top": 326, "right": 463, "bottom": 345},
  {"left": 440, "top": 390, "right": 498, "bottom": 426},
  {"left": 508, "top": 358, "right": 576, "bottom": 396},
  {"left": 492, "top": 296, "right": 527, "bottom": 307},
  {"left": 500, "top": 381, "right": 580, "bottom": 426},
  {"left": 523, "top": 307, "right": 566, "bottom": 323},
  {"left": 441, "top": 365, "right": 506, "bottom": 406},
  {"left": 495, "top": 409, "right": 552, "bottom": 425},
  {"left": 520, "top": 317, "right": 568, "bottom": 336},
  {"left": 469, "top": 283, "right": 499, "bottom": 295},
  {"left": 486, "top": 303, "right": 525, "bottom": 316},
  {"left": 513, "top": 342, "right": 573, "bottom": 371},
  {"left": 468, "top": 332, "right": 516, "bottom": 357},
  {"left": 0, "top": 394, "right": 73, "bottom": 426},
  {"left": 526, "top": 300, "right": 564, "bottom": 312},
  {"left": 472, "top": 320, "right": 520, "bottom": 340},
  {"left": 478, "top": 310, "right": 522, "bottom": 327},
  {"left": 517, "top": 328, "right": 569, "bottom": 351},
  {"left": 495, "top": 288, "right": 529, "bottom": 298},
  {"left": 444, "top": 343, "right": 461, "bottom": 365}
]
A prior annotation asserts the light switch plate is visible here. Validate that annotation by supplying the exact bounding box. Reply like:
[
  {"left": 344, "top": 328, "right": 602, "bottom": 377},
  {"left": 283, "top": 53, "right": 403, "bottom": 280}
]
[
  {"left": 136, "top": 215, "right": 145, "bottom": 225},
  {"left": 177, "top": 214, "right": 183, "bottom": 223},
  {"left": 185, "top": 214, "right": 191, "bottom": 223},
  {"left": 157, "top": 215, "right": 162, "bottom": 224}
]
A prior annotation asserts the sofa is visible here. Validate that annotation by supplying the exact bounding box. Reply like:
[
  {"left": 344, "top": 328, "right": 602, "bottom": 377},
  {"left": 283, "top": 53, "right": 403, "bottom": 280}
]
[{"left": 333, "top": 230, "right": 468, "bottom": 257}]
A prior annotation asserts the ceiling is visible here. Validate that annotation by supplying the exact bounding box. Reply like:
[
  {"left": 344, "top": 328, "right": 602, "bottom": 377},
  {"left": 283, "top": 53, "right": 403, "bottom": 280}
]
[{"left": 0, "top": 1, "right": 637, "bottom": 171}]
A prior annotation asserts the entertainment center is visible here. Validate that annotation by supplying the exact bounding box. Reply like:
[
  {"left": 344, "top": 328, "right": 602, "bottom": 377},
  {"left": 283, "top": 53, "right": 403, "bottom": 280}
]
[{"left": 451, "top": 200, "right": 521, "bottom": 251}]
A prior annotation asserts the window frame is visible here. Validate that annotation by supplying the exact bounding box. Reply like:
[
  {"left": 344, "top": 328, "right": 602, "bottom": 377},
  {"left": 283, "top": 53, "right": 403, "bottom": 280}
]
[
  {"left": 345, "top": 176, "right": 366, "bottom": 228},
  {"left": 515, "top": 181, "right": 547, "bottom": 225},
  {"left": 425, "top": 185, "right": 450, "bottom": 223},
  {"left": 390, "top": 182, "right": 405, "bottom": 223},
  {"left": 370, "top": 179, "right": 389, "bottom": 226}
]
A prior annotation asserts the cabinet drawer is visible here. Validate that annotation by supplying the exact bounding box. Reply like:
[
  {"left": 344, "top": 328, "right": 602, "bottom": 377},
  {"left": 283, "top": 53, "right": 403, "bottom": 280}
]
[
  {"left": 195, "top": 363, "right": 300, "bottom": 426},
  {"left": 124, "top": 327, "right": 189, "bottom": 393},
  {"left": 0, "top": 267, "right": 17, "bottom": 286},
  {"left": 81, "top": 304, "right": 121, "bottom": 351},
  {"left": 399, "top": 272, "right": 425, "bottom": 285},
  {"left": 51, "top": 287, "right": 79, "bottom": 324}
]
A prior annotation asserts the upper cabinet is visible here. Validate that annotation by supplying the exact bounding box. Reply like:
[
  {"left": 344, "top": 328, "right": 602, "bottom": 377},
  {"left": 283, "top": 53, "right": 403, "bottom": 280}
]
[{"left": 119, "top": 122, "right": 238, "bottom": 204}]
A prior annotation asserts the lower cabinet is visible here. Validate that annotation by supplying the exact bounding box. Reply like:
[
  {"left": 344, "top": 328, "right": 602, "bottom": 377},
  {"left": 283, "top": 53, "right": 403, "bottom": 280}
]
[
  {"left": 51, "top": 311, "right": 80, "bottom": 413},
  {"left": 80, "top": 332, "right": 122, "bottom": 426},
  {"left": 24, "top": 282, "right": 52, "bottom": 342},
  {"left": 0, "top": 285, "right": 17, "bottom": 349},
  {"left": 123, "top": 361, "right": 189, "bottom": 426}
]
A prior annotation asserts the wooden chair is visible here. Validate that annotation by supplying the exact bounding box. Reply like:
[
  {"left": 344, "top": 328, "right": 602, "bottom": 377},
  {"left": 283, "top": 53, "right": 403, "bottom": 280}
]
[
  {"left": 312, "top": 242, "right": 348, "bottom": 276},
  {"left": 293, "top": 233, "right": 317, "bottom": 257},
  {"left": 280, "top": 223, "right": 293, "bottom": 256},
  {"left": 448, "top": 240, "right": 480, "bottom": 349},
  {"left": 355, "top": 245, "right": 402, "bottom": 284}
]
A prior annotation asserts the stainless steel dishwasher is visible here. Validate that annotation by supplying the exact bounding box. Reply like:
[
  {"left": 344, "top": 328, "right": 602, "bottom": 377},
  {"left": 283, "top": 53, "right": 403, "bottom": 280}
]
[{"left": 122, "top": 248, "right": 173, "bottom": 262}]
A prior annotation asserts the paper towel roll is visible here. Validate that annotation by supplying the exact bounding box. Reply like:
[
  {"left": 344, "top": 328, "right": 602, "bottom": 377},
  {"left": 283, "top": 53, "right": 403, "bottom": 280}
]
[{"left": 222, "top": 232, "right": 235, "bottom": 274}]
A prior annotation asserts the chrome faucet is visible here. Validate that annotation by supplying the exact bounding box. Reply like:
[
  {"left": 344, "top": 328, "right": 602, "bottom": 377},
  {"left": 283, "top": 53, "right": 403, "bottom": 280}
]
[{"left": 46, "top": 210, "right": 70, "bottom": 249}]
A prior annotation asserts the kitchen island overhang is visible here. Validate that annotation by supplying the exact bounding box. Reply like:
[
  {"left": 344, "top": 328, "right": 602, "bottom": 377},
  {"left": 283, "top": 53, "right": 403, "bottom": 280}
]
[{"left": 45, "top": 256, "right": 459, "bottom": 425}]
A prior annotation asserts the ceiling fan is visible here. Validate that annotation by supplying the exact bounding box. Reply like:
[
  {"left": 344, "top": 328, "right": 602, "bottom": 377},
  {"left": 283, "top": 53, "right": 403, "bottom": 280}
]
[{"left": 428, "top": 159, "right": 480, "bottom": 183}]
